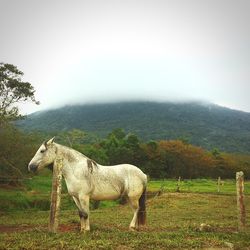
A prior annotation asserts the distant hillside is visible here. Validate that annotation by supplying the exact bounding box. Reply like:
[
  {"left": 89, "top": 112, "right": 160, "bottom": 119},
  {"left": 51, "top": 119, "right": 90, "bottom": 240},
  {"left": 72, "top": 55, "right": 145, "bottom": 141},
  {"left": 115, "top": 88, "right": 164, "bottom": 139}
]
[{"left": 18, "top": 101, "right": 250, "bottom": 153}]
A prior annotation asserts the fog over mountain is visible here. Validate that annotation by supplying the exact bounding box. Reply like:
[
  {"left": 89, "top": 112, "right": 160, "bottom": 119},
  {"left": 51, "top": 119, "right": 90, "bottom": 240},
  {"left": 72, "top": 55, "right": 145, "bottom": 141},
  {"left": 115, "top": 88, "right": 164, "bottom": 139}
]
[{"left": 1, "top": 0, "right": 250, "bottom": 114}]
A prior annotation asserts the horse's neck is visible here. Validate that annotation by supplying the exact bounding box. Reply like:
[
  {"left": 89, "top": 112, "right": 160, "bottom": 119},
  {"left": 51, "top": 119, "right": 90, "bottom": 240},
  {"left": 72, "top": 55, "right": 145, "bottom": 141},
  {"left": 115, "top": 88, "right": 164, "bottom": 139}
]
[
  {"left": 55, "top": 143, "right": 89, "bottom": 175},
  {"left": 56, "top": 143, "right": 80, "bottom": 159},
  {"left": 56, "top": 144, "right": 80, "bottom": 167}
]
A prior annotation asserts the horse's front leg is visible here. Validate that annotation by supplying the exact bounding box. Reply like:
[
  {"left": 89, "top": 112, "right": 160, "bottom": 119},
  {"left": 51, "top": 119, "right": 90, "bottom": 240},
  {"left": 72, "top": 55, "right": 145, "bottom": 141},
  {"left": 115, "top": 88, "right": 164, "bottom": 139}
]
[
  {"left": 78, "top": 194, "right": 90, "bottom": 232},
  {"left": 72, "top": 196, "right": 90, "bottom": 232},
  {"left": 72, "top": 196, "right": 86, "bottom": 232}
]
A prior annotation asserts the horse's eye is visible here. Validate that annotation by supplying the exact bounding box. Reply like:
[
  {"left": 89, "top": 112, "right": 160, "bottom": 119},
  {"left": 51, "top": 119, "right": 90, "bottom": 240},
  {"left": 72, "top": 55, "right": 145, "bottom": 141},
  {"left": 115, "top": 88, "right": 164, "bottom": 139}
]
[{"left": 40, "top": 149, "right": 46, "bottom": 153}]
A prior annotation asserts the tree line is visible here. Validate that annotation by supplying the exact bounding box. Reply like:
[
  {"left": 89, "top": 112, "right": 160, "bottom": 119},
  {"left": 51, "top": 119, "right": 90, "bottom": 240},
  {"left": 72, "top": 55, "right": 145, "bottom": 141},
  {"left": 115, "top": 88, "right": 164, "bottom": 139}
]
[{"left": 69, "top": 128, "right": 250, "bottom": 179}]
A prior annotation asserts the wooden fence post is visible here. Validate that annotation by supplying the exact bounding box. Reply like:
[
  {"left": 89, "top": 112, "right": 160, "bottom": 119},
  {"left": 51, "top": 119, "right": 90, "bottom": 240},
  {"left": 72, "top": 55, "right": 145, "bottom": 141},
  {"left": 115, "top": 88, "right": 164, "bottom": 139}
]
[
  {"left": 217, "top": 177, "right": 221, "bottom": 193},
  {"left": 49, "top": 158, "right": 63, "bottom": 233},
  {"left": 236, "top": 171, "right": 246, "bottom": 231},
  {"left": 176, "top": 176, "right": 181, "bottom": 192}
]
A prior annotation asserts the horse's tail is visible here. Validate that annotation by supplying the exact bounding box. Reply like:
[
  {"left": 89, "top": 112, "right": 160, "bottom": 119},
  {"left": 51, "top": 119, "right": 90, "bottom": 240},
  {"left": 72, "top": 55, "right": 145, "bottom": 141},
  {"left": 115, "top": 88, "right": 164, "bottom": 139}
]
[{"left": 138, "top": 187, "right": 146, "bottom": 226}]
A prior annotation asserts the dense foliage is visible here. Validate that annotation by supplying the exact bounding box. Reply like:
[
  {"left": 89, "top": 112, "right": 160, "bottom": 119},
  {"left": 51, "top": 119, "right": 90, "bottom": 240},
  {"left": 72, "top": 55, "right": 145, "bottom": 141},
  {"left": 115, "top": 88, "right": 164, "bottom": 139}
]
[
  {"left": 0, "top": 123, "right": 40, "bottom": 185},
  {"left": 18, "top": 102, "right": 250, "bottom": 153}
]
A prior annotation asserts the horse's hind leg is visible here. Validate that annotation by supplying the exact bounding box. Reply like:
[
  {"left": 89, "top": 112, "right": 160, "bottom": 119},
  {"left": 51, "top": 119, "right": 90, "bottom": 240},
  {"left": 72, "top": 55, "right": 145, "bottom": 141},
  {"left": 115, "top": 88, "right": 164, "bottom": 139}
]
[
  {"left": 128, "top": 197, "right": 139, "bottom": 231},
  {"left": 72, "top": 196, "right": 89, "bottom": 232}
]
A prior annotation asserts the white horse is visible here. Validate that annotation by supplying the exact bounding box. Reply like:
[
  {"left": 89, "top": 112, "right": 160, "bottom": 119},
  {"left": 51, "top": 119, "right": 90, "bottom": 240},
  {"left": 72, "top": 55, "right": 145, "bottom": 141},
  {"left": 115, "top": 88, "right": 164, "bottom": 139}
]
[{"left": 28, "top": 138, "right": 147, "bottom": 232}]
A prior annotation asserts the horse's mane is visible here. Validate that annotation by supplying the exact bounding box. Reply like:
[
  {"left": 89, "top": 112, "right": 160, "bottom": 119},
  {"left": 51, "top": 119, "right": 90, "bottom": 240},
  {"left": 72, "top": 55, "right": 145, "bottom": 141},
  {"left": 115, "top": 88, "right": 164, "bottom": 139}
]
[{"left": 57, "top": 143, "right": 98, "bottom": 173}]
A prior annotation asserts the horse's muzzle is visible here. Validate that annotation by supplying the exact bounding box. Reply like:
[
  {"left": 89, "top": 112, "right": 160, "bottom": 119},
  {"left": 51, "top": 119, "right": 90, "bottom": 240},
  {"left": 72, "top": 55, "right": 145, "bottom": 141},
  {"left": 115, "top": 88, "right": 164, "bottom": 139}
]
[{"left": 28, "top": 164, "right": 38, "bottom": 173}]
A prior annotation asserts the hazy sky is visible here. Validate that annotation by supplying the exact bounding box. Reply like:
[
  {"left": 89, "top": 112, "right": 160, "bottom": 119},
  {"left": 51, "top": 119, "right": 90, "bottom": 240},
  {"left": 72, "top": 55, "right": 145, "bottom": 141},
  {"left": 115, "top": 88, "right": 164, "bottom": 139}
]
[{"left": 1, "top": 0, "right": 250, "bottom": 113}]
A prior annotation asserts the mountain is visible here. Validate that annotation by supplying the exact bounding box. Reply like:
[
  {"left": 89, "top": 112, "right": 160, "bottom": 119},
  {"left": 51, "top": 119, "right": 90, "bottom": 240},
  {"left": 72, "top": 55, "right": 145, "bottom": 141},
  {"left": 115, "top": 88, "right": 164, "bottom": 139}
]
[{"left": 18, "top": 101, "right": 250, "bottom": 153}]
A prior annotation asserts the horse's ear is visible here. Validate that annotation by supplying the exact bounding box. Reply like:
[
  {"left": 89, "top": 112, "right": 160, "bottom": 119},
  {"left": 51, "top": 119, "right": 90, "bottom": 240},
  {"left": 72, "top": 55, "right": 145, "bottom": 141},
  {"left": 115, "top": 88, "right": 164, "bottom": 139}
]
[{"left": 45, "top": 137, "right": 55, "bottom": 147}]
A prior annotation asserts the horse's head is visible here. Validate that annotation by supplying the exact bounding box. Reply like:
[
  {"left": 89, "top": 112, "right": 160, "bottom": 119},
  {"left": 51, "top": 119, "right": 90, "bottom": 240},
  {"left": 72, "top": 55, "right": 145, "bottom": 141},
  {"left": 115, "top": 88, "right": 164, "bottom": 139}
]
[{"left": 28, "top": 137, "right": 57, "bottom": 173}]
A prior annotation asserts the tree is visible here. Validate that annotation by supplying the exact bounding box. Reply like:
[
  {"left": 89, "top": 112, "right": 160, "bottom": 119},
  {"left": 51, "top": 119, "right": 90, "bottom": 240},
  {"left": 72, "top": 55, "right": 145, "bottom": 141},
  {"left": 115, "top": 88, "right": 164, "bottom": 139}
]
[
  {"left": 211, "top": 148, "right": 221, "bottom": 158},
  {"left": 108, "top": 128, "right": 126, "bottom": 140},
  {"left": 0, "top": 63, "right": 39, "bottom": 122},
  {"left": 0, "top": 123, "right": 40, "bottom": 185},
  {"left": 0, "top": 63, "right": 39, "bottom": 184},
  {"left": 59, "top": 129, "right": 85, "bottom": 147}
]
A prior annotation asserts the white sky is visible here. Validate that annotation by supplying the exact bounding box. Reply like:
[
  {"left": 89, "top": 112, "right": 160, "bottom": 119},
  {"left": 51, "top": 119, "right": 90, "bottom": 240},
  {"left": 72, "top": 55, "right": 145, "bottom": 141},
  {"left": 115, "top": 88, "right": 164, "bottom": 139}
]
[{"left": 1, "top": 0, "right": 250, "bottom": 113}]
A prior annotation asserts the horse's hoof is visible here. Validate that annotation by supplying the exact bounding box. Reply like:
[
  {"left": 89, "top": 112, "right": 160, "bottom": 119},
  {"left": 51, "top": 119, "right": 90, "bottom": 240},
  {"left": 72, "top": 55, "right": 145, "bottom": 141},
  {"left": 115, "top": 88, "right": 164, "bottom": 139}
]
[{"left": 129, "top": 227, "right": 137, "bottom": 232}]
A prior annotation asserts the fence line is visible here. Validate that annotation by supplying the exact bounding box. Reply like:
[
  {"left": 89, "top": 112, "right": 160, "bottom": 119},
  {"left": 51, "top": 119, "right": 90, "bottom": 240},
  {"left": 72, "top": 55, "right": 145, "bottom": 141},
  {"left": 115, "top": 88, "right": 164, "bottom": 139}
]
[{"left": 0, "top": 177, "right": 33, "bottom": 181}]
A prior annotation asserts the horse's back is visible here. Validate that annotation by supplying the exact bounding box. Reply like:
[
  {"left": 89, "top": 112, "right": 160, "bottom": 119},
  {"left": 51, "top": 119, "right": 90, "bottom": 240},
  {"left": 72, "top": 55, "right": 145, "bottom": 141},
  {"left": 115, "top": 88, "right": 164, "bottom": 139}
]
[
  {"left": 101, "top": 163, "right": 146, "bottom": 183},
  {"left": 103, "top": 163, "right": 147, "bottom": 198}
]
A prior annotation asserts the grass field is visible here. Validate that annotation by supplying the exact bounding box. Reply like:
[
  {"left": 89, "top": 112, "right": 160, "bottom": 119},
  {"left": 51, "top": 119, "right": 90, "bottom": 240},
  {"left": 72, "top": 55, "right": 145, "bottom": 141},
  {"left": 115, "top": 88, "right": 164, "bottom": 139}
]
[{"left": 0, "top": 176, "right": 250, "bottom": 249}]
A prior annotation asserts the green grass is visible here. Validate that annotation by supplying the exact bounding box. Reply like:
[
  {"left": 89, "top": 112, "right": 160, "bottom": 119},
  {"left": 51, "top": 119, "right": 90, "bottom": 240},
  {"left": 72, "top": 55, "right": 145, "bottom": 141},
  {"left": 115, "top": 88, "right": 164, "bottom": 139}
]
[
  {"left": 0, "top": 175, "right": 72, "bottom": 211},
  {"left": 148, "top": 178, "right": 250, "bottom": 195},
  {"left": 0, "top": 176, "right": 250, "bottom": 249},
  {"left": 0, "top": 193, "right": 249, "bottom": 249}
]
